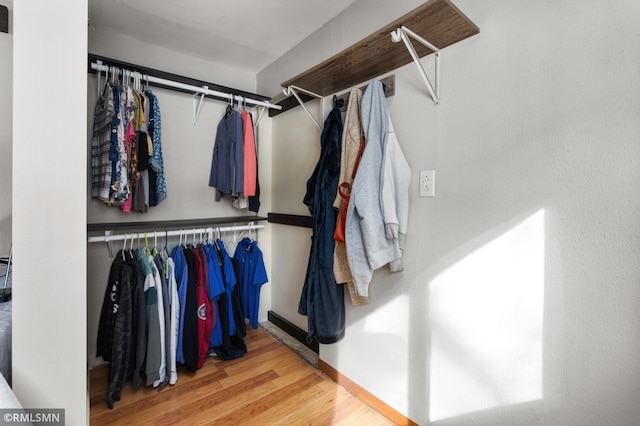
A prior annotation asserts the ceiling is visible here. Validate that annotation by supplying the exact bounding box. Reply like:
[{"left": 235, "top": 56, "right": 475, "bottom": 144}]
[{"left": 88, "top": 0, "right": 359, "bottom": 74}]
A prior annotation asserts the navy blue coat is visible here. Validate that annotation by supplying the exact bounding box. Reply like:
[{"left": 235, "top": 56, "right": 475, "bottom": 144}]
[{"left": 298, "top": 100, "right": 345, "bottom": 344}]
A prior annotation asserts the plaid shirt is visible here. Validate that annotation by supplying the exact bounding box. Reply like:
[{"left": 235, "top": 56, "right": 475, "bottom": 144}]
[{"left": 91, "top": 84, "right": 115, "bottom": 202}]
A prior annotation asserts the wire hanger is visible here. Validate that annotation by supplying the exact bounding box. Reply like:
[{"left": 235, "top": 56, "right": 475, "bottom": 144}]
[
  {"left": 128, "top": 232, "right": 135, "bottom": 257},
  {"left": 164, "top": 230, "right": 169, "bottom": 256},
  {"left": 97, "top": 60, "right": 103, "bottom": 95},
  {"left": 122, "top": 234, "right": 128, "bottom": 261},
  {"left": 144, "top": 232, "right": 151, "bottom": 256}
]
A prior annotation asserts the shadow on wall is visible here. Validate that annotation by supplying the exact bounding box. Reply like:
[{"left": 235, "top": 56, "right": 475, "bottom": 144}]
[{"left": 428, "top": 209, "right": 546, "bottom": 422}]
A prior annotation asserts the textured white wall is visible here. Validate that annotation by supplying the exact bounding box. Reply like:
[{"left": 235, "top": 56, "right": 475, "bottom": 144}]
[
  {"left": 13, "top": 0, "right": 88, "bottom": 424},
  {"left": 0, "top": 0, "right": 11, "bottom": 257},
  {"left": 268, "top": 102, "right": 320, "bottom": 328},
  {"left": 86, "top": 28, "right": 274, "bottom": 368},
  {"left": 259, "top": 0, "right": 640, "bottom": 424}
]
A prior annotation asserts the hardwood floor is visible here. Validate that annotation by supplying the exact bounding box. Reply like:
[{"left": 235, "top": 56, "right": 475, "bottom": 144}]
[{"left": 89, "top": 326, "right": 391, "bottom": 425}]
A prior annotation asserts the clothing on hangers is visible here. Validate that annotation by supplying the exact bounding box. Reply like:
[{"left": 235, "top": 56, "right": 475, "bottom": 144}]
[
  {"left": 243, "top": 110, "right": 261, "bottom": 213},
  {"left": 91, "top": 83, "right": 115, "bottom": 203},
  {"left": 233, "top": 237, "right": 268, "bottom": 330},
  {"left": 90, "top": 73, "right": 166, "bottom": 213},
  {"left": 209, "top": 109, "right": 244, "bottom": 201},
  {"left": 96, "top": 227, "right": 264, "bottom": 408}
]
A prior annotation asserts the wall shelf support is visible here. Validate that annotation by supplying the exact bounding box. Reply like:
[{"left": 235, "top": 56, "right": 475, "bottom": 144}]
[
  {"left": 391, "top": 25, "right": 441, "bottom": 105},
  {"left": 282, "top": 85, "right": 323, "bottom": 131},
  {"left": 192, "top": 86, "right": 208, "bottom": 125}
]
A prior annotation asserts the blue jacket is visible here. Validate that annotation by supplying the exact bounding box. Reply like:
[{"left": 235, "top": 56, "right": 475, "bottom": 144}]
[
  {"left": 209, "top": 110, "right": 244, "bottom": 199},
  {"left": 298, "top": 99, "right": 345, "bottom": 344}
]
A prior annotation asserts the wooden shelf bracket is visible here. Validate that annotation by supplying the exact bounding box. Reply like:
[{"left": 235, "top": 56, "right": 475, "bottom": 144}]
[
  {"left": 282, "top": 85, "right": 324, "bottom": 131},
  {"left": 391, "top": 25, "right": 441, "bottom": 105}
]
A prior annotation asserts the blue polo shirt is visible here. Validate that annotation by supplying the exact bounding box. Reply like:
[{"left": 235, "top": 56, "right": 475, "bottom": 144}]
[{"left": 233, "top": 238, "right": 268, "bottom": 329}]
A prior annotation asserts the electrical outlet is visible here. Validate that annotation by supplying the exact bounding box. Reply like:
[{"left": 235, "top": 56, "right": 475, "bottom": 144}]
[{"left": 419, "top": 170, "right": 435, "bottom": 197}]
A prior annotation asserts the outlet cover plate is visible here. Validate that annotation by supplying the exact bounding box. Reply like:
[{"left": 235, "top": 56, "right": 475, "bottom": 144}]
[{"left": 420, "top": 170, "right": 435, "bottom": 197}]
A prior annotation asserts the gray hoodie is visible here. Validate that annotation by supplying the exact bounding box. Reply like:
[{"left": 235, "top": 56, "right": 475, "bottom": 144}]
[{"left": 345, "top": 79, "right": 411, "bottom": 297}]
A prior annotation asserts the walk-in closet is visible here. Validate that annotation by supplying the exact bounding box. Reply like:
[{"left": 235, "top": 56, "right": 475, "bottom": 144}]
[{"left": 4, "top": 0, "right": 640, "bottom": 425}]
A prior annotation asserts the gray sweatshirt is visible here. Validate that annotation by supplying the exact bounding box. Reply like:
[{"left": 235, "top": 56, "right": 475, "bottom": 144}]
[{"left": 345, "top": 79, "right": 411, "bottom": 297}]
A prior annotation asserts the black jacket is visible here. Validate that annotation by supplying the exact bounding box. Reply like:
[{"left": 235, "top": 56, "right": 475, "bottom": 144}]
[{"left": 298, "top": 98, "right": 345, "bottom": 344}]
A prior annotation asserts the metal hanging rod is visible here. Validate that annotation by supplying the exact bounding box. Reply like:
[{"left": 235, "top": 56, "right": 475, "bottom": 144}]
[
  {"left": 391, "top": 26, "right": 441, "bottom": 105},
  {"left": 88, "top": 223, "right": 264, "bottom": 244},
  {"left": 89, "top": 223, "right": 264, "bottom": 258},
  {"left": 88, "top": 54, "right": 282, "bottom": 111}
]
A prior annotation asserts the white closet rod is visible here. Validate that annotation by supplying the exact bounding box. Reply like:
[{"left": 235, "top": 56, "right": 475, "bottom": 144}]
[
  {"left": 91, "top": 62, "right": 282, "bottom": 111},
  {"left": 87, "top": 223, "right": 264, "bottom": 244}
]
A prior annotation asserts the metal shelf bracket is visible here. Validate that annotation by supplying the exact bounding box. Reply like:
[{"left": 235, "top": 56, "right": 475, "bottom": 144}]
[
  {"left": 282, "top": 85, "right": 323, "bottom": 131},
  {"left": 391, "top": 26, "right": 441, "bottom": 105},
  {"left": 192, "top": 86, "right": 208, "bottom": 125}
]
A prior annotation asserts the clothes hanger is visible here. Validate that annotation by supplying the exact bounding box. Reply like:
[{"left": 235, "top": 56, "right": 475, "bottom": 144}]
[
  {"left": 249, "top": 222, "right": 256, "bottom": 243},
  {"left": 214, "top": 227, "right": 221, "bottom": 250},
  {"left": 128, "top": 232, "right": 135, "bottom": 257},
  {"left": 226, "top": 93, "right": 234, "bottom": 116},
  {"left": 164, "top": 230, "right": 170, "bottom": 257},
  {"left": 122, "top": 234, "right": 128, "bottom": 261}
]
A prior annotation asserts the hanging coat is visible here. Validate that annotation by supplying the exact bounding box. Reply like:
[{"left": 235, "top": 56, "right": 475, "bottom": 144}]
[
  {"left": 345, "top": 79, "right": 411, "bottom": 298},
  {"left": 298, "top": 98, "right": 345, "bottom": 344},
  {"left": 96, "top": 252, "right": 132, "bottom": 409}
]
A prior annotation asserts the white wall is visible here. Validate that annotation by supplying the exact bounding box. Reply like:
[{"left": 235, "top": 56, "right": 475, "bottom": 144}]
[
  {"left": 259, "top": 0, "right": 640, "bottom": 425},
  {"left": 86, "top": 28, "right": 274, "bottom": 368},
  {"left": 0, "top": 0, "right": 11, "bottom": 257},
  {"left": 13, "top": 0, "right": 88, "bottom": 424},
  {"left": 268, "top": 103, "right": 320, "bottom": 329}
]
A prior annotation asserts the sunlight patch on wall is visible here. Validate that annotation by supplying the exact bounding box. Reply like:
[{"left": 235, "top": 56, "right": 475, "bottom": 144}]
[{"left": 429, "top": 210, "right": 545, "bottom": 422}]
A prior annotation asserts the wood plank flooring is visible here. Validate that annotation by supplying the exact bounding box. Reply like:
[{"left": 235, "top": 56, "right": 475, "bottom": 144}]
[{"left": 89, "top": 326, "right": 391, "bottom": 425}]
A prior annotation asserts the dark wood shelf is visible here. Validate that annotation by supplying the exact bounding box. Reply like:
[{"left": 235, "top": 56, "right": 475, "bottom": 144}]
[
  {"left": 267, "top": 213, "right": 313, "bottom": 229},
  {"left": 270, "top": 0, "right": 478, "bottom": 117},
  {"left": 87, "top": 216, "right": 268, "bottom": 233}
]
